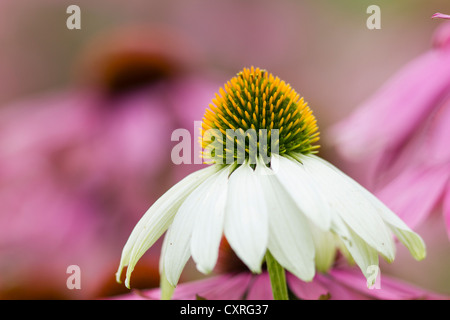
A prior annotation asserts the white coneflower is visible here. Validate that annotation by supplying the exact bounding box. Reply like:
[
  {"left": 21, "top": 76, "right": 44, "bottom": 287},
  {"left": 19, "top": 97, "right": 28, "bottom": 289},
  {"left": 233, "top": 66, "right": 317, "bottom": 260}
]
[{"left": 116, "top": 67, "right": 425, "bottom": 300}]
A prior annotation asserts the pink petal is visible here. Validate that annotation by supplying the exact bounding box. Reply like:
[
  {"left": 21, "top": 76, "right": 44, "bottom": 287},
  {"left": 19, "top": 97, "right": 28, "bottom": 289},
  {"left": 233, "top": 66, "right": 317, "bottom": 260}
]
[
  {"left": 287, "top": 273, "right": 329, "bottom": 300},
  {"left": 245, "top": 272, "right": 274, "bottom": 300},
  {"left": 171, "top": 275, "right": 236, "bottom": 300},
  {"left": 330, "top": 41, "right": 450, "bottom": 160},
  {"left": 171, "top": 273, "right": 253, "bottom": 300},
  {"left": 424, "top": 98, "right": 450, "bottom": 164},
  {"left": 329, "top": 268, "right": 448, "bottom": 300},
  {"left": 198, "top": 273, "right": 253, "bottom": 300},
  {"left": 315, "top": 273, "right": 370, "bottom": 300},
  {"left": 375, "top": 98, "right": 450, "bottom": 175},
  {"left": 444, "top": 183, "right": 450, "bottom": 239},
  {"left": 375, "top": 166, "right": 449, "bottom": 229},
  {"left": 432, "top": 13, "right": 450, "bottom": 20},
  {"left": 110, "top": 274, "right": 253, "bottom": 300},
  {"left": 432, "top": 21, "right": 450, "bottom": 49}
]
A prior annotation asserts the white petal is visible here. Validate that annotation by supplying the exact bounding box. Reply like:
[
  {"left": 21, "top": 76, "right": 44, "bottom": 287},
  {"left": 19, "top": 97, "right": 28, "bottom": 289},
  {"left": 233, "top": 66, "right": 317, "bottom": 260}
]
[
  {"left": 316, "top": 155, "right": 425, "bottom": 261},
  {"left": 331, "top": 215, "right": 379, "bottom": 286},
  {"left": 190, "top": 167, "right": 231, "bottom": 274},
  {"left": 272, "top": 154, "right": 331, "bottom": 231},
  {"left": 159, "top": 231, "right": 169, "bottom": 275},
  {"left": 341, "top": 173, "right": 426, "bottom": 260},
  {"left": 391, "top": 227, "right": 426, "bottom": 261},
  {"left": 300, "top": 154, "right": 396, "bottom": 262},
  {"left": 159, "top": 268, "right": 175, "bottom": 300},
  {"left": 366, "top": 196, "right": 426, "bottom": 261},
  {"left": 162, "top": 203, "right": 196, "bottom": 287},
  {"left": 116, "top": 164, "right": 220, "bottom": 288},
  {"left": 308, "top": 222, "right": 337, "bottom": 273},
  {"left": 224, "top": 163, "right": 268, "bottom": 273},
  {"left": 163, "top": 166, "right": 229, "bottom": 286},
  {"left": 257, "top": 161, "right": 316, "bottom": 281}
]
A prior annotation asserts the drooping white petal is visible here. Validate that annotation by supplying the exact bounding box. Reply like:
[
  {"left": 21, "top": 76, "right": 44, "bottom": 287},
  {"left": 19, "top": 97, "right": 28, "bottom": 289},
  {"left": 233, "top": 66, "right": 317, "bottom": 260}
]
[
  {"left": 162, "top": 201, "right": 196, "bottom": 287},
  {"left": 257, "top": 160, "right": 316, "bottom": 282},
  {"left": 315, "top": 154, "right": 426, "bottom": 261},
  {"left": 159, "top": 267, "right": 175, "bottom": 300},
  {"left": 366, "top": 195, "right": 426, "bottom": 261},
  {"left": 159, "top": 230, "right": 169, "bottom": 275},
  {"left": 391, "top": 227, "right": 426, "bottom": 261},
  {"left": 331, "top": 215, "right": 379, "bottom": 287},
  {"left": 351, "top": 178, "right": 426, "bottom": 260},
  {"left": 272, "top": 154, "right": 331, "bottom": 231},
  {"left": 300, "top": 154, "right": 396, "bottom": 262},
  {"left": 116, "top": 164, "right": 221, "bottom": 288},
  {"left": 163, "top": 166, "right": 228, "bottom": 286},
  {"left": 190, "top": 167, "right": 231, "bottom": 274},
  {"left": 224, "top": 163, "right": 268, "bottom": 273}
]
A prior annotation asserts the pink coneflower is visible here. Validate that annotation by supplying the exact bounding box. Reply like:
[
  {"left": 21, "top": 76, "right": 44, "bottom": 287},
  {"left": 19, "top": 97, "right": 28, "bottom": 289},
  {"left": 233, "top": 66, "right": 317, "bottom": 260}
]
[{"left": 329, "top": 20, "right": 450, "bottom": 237}]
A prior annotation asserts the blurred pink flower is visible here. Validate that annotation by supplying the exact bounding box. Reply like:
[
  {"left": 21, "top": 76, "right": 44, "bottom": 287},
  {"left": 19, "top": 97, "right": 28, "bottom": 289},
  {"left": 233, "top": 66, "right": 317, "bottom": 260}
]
[
  {"left": 0, "top": 25, "right": 219, "bottom": 299},
  {"left": 328, "top": 21, "right": 450, "bottom": 238}
]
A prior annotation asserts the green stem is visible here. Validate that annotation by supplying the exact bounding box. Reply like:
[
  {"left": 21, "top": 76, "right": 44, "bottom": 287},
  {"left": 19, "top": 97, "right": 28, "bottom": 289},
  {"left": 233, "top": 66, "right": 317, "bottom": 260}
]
[{"left": 265, "top": 250, "right": 289, "bottom": 300}]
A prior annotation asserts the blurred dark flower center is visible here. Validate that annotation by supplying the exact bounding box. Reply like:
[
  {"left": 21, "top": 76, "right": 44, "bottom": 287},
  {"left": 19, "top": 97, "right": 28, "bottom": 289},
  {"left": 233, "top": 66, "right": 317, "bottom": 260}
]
[
  {"left": 75, "top": 26, "right": 196, "bottom": 97},
  {"left": 101, "top": 53, "right": 179, "bottom": 95}
]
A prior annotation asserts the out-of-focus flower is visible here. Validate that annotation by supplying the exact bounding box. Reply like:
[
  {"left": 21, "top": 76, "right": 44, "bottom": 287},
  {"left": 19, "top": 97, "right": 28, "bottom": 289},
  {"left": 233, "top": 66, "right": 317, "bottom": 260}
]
[
  {"left": 329, "top": 21, "right": 450, "bottom": 238},
  {"left": 116, "top": 67, "right": 425, "bottom": 300},
  {"left": 0, "top": 25, "right": 219, "bottom": 299},
  {"left": 112, "top": 239, "right": 445, "bottom": 300}
]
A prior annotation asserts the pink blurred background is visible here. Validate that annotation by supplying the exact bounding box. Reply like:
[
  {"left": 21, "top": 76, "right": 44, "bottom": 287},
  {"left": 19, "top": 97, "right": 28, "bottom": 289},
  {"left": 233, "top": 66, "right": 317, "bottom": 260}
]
[{"left": 0, "top": 0, "right": 449, "bottom": 299}]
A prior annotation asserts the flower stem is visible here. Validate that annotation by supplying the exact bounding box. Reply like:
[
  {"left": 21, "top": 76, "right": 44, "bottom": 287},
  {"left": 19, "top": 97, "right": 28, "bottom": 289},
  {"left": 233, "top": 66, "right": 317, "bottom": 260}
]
[{"left": 265, "top": 250, "right": 289, "bottom": 300}]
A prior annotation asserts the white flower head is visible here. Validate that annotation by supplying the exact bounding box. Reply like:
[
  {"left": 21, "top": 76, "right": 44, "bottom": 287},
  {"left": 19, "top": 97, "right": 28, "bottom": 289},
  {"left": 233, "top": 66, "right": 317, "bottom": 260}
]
[{"left": 116, "top": 67, "right": 425, "bottom": 298}]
